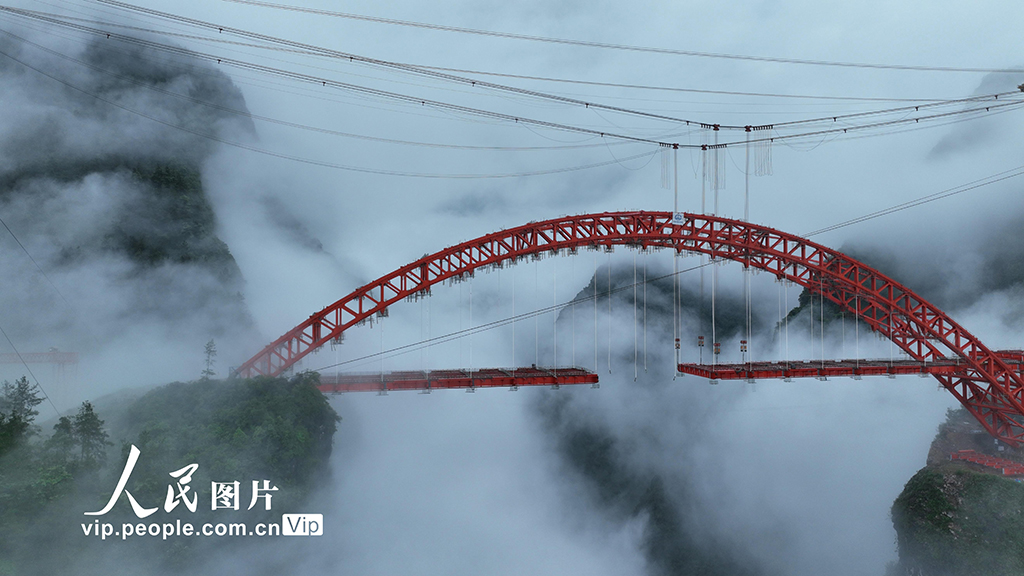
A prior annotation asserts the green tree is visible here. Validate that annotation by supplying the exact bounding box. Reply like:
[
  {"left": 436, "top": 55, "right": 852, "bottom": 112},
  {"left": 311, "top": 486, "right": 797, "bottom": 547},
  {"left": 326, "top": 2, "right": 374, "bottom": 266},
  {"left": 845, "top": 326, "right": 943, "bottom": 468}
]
[
  {"left": 0, "top": 412, "right": 27, "bottom": 457},
  {"left": 0, "top": 376, "right": 43, "bottom": 423},
  {"left": 71, "top": 402, "right": 109, "bottom": 468},
  {"left": 45, "top": 416, "right": 76, "bottom": 463},
  {"left": 0, "top": 376, "right": 42, "bottom": 453},
  {"left": 201, "top": 339, "right": 217, "bottom": 380}
]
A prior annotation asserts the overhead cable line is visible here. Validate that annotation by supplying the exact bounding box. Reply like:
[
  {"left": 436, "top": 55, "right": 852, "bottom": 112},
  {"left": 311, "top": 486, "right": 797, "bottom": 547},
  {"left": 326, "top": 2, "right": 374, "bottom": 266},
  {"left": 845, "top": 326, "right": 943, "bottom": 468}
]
[
  {"left": 802, "top": 100, "right": 1024, "bottom": 144},
  {"left": 0, "top": 212, "right": 70, "bottom": 306},
  {"left": 1, "top": 27, "right": 639, "bottom": 152},
  {"left": 3, "top": 9, "right": 1023, "bottom": 170},
  {"left": 760, "top": 91, "right": 1021, "bottom": 129},
  {"left": 78, "top": 1, "right": 742, "bottom": 129},
  {"left": 222, "top": 0, "right": 1024, "bottom": 74},
  {"left": 805, "top": 166, "right": 1024, "bottom": 237},
  {"left": 0, "top": 40, "right": 666, "bottom": 178},
  {"left": 733, "top": 98, "right": 1024, "bottom": 149},
  {"left": 0, "top": 10, "right": 670, "bottom": 145},
  {"left": 68, "top": 5, "right": 1024, "bottom": 136},
  {"left": 31, "top": 7, "right": 965, "bottom": 103},
  {"left": 84, "top": 2, "right": 1022, "bottom": 132},
  {"left": 7, "top": 7, "right": 1023, "bottom": 148},
  {"left": 4, "top": 14, "right": 1019, "bottom": 161},
  {"left": 403, "top": 64, "right": 957, "bottom": 103}
]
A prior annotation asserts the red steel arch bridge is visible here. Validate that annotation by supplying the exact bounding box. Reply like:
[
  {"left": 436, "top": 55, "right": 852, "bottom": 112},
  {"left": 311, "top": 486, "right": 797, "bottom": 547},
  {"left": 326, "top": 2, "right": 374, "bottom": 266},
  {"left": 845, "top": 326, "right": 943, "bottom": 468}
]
[{"left": 235, "top": 211, "right": 1024, "bottom": 446}]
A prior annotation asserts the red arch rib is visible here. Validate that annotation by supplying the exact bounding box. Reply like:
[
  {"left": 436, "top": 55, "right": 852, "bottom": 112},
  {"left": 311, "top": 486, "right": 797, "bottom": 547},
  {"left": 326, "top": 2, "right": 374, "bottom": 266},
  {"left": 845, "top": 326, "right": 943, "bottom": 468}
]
[{"left": 236, "top": 211, "right": 1024, "bottom": 444}]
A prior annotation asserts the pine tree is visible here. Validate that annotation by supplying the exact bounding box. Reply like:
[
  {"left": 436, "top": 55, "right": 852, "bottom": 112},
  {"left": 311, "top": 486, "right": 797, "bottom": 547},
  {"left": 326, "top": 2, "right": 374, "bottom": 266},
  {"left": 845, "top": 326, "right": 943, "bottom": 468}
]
[
  {"left": 72, "top": 402, "right": 109, "bottom": 468},
  {"left": 0, "top": 376, "right": 43, "bottom": 422},
  {"left": 0, "top": 376, "right": 43, "bottom": 450},
  {"left": 201, "top": 339, "right": 217, "bottom": 380}
]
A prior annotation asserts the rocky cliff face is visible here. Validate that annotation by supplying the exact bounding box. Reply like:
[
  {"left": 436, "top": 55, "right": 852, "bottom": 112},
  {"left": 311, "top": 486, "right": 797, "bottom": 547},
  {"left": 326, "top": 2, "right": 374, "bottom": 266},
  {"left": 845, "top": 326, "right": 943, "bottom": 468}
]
[{"left": 889, "top": 408, "right": 1024, "bottom": 576}]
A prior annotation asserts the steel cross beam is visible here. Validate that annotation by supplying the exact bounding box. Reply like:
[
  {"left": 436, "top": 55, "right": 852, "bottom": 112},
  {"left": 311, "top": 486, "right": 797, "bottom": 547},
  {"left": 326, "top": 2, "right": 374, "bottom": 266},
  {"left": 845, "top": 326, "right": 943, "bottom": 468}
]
[{"left": 236, "top": 211, "right": 1024, "bottom": 444}]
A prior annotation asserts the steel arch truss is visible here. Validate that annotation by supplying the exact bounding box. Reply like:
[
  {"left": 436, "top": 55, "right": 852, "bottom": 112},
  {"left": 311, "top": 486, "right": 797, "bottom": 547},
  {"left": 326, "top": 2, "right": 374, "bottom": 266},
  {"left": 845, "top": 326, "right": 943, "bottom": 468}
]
[{"left": 236, "top": 211, "right": 1024, "bottom": 444}]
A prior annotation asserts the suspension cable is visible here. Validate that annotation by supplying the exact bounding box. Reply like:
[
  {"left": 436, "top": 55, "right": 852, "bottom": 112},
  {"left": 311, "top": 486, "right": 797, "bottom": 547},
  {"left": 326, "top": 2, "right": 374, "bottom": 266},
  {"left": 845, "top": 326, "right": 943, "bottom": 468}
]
[
  {"left": 699, "top": 143, "right": 706, "bottom": 365},
  {"left": 855, "top": 294, "right": 860, "bottom": 371},
  {"left": 710, "top": 129, "right": 719, "bottom": 367},
  {"left": 572, "top": 253, "right": 576, "bottom": 368},
  {"left": 552, "top": 256, "right": 557, "bottom": 375},
  {"left": 744, "top": 130, "right": 752, "bottom": 370},
  {"left": 820, "top": 275, "right": 825, "bottom": 371},
  {"left": 511, "top": 261, "right": 515, "bottom": 369},
  {"left": 633, "top": 251, "right": 638, "bottom": 381},
  {"left": 785, "top": 277, "right": 790, "bottom": 369},
  {"left": 672, "top": 146, "right": 680, "bottom": 377},
  {"left": 777, "top": 280, "right": 783, "bottom": 362},
  {"left": 607, "top": 253, "right": 612, "bottom": 374},
  {"left": 469, "top": 272, "right": 474, "bottom": 376}
]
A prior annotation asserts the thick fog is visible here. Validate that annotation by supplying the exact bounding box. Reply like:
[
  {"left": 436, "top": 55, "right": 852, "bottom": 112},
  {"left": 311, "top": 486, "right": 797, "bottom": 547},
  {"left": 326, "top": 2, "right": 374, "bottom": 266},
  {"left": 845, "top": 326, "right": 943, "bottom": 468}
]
[
  {"left": 0, "top": 23, "right": 270, "bottom": 406},
  {"left": 1, "top": 0, "right": 1024, "bottom": 574}
]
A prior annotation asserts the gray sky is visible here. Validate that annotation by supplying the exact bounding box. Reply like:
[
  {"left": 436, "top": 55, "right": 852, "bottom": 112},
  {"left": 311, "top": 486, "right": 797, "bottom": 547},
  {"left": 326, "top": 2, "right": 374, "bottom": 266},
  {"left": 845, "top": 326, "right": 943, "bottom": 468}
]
[{"left": 1, "top": 0, "right": 1023, "bottom": 574}]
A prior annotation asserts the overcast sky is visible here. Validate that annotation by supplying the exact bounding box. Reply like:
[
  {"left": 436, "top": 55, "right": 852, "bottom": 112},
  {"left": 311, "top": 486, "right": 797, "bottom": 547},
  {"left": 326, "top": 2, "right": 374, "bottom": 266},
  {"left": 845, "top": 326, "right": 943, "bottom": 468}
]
[{"left": 2, "top": 0, "right": 1023, "bottom": 574}]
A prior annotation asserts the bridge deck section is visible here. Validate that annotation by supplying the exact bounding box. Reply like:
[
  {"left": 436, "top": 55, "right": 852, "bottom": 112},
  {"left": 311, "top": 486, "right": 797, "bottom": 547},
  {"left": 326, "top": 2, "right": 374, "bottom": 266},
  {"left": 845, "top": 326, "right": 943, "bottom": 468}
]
[
  {"left": 677, "top": 359, "right": 963, "bottom": 381},
  {"left": 318, "top": 366, "right": 598, "bottom": 393},
  {"left": 951, "top": 449, "right": 1024, "bottom": 476}
]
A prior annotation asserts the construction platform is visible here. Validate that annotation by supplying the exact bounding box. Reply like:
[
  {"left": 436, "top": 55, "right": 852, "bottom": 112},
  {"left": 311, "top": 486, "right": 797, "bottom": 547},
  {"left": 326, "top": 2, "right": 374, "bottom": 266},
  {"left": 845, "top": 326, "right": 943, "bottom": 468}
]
[
  {"left": 951, "top": 450, "right": 1024, "bottom": 476},
  {"left": 318, "top": 366, "right": 598, "bottom": 393},
  {"left": 0, "top": 351, "right": 78, "bottom": 364},
  {"left": 677, "top": 358, "right": 964, "bottom": 381}
]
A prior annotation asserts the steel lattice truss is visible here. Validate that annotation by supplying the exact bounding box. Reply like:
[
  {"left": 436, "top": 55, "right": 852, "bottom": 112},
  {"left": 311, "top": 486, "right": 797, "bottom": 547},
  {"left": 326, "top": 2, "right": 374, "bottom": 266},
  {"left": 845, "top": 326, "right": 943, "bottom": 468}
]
[{"left": 236, "top": 211, "right": 1024, "bottom": 444}]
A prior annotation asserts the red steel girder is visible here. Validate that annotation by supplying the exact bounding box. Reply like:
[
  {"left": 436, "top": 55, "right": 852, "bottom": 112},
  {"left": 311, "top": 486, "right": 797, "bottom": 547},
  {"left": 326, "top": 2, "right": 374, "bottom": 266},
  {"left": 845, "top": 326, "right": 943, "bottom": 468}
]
[
  {"left": 317, "top": 366, "right": 598, "bottom": 394},
  {"left": 678, "top": 359, "right": 963, "bottom": 381},
  {"left": 236, "top": 211, "right": 1024, "bottom": 445},
  {"left": 950, "top": 450, "right": 1024, "bottom": 476}
]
